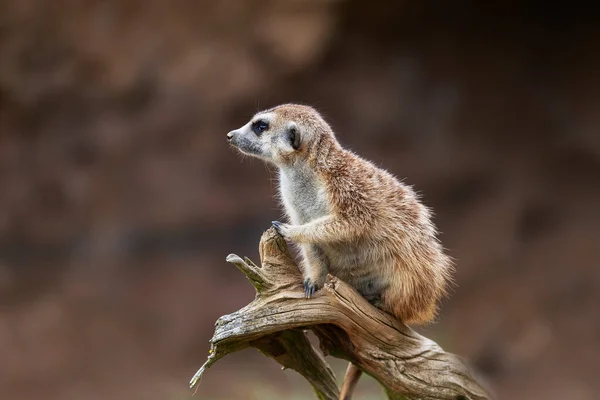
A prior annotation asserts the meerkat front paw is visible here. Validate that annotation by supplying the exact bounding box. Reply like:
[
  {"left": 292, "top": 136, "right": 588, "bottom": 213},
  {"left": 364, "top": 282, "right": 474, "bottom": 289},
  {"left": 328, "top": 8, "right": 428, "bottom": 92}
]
[
  {"left": 303, "top": 273, "right": 327, "bottom": 298},
  {"left": 272, "top": 220, "right": 295, "bottom": 240},
  {"left": 303, "top": 277, "right": 321, "bottom": 298},
  {"left": 271, "top": 220, "right": 285, "bottom": 235}
]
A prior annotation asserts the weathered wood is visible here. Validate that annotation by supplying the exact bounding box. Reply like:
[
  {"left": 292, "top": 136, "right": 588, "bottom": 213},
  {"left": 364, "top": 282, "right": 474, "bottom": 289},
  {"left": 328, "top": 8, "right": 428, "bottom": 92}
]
[{"left": 190, "top": 228, "right": 492, "bottom": 400}]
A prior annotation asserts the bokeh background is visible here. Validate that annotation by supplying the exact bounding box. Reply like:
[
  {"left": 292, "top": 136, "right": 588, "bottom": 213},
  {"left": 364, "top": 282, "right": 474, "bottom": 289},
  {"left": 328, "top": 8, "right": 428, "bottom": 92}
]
[{"left": 1, "top": 1, "right": 599, "bottom": 399}]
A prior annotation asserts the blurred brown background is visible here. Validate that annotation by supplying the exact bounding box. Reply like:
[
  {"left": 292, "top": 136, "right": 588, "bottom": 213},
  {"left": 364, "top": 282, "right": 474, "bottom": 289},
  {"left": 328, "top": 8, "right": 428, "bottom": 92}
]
[{"left": 1, "top": 1, "right": 599, "bottom": 399}]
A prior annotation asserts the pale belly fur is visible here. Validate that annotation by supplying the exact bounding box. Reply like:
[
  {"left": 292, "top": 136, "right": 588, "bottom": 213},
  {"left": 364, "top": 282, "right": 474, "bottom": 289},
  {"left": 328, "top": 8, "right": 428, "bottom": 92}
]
[{"left": 279, "top": 167, "right": 390, "bottom": 303}]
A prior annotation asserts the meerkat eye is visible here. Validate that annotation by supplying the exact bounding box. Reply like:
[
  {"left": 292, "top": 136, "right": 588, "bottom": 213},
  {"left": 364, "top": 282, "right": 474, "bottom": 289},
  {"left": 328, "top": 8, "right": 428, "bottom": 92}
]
[{"left": 251, "top": 120, "right": 269, "bottom": 135}]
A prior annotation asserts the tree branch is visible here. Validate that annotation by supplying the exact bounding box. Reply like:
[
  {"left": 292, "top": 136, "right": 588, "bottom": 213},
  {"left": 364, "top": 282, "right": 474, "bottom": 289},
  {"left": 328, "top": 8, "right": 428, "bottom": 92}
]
[{"left": 190, "top": 228, "right": 492, "bottom": 400}]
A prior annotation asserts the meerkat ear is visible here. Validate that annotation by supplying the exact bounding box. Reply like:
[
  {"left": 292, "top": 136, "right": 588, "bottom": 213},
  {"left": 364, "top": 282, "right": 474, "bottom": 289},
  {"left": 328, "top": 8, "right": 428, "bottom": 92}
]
[{"left": 287, "top": 123, "right": 301, "bottom": 150}]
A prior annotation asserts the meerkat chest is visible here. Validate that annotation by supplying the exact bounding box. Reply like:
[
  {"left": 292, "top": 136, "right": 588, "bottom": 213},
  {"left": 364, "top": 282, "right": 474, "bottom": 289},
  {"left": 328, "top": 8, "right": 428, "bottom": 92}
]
[{"left": 278, "top": 167, "right": 330, "bottom": 224}]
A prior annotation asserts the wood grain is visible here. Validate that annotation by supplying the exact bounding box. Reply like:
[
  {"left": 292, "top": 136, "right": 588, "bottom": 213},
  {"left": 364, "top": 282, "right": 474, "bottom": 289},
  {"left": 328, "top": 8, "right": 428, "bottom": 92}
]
[{"left": 190, "top": 228, "right": 492, "bottom": 400}]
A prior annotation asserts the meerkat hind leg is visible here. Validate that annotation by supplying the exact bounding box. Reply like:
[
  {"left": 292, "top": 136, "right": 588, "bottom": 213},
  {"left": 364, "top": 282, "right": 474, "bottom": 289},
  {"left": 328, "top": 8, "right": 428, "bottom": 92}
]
[{"left": 340, "top": 363, "right": 363, "bottom": 400}]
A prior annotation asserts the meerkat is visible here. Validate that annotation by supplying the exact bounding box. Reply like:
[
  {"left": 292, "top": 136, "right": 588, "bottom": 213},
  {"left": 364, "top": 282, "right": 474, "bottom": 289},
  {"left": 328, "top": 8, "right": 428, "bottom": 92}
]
[{"left": 227, "top": 104, "right": 453, "bottom": 400}]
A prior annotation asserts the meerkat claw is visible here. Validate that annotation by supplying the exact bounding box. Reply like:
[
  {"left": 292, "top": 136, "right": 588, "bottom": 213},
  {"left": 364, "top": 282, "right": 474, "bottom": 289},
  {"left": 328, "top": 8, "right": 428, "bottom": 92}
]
[
  {"left": 303, "top": 279, "right": 319, "bottom": 298},
  {"left": 272, "top": 221, "right": 283, "bottom": 235}
]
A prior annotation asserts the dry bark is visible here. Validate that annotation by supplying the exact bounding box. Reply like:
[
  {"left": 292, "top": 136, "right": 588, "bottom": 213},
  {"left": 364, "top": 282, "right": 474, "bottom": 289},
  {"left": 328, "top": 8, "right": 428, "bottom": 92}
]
[{"left": 189, "top": 228, "right": 492, "bottom": 400}]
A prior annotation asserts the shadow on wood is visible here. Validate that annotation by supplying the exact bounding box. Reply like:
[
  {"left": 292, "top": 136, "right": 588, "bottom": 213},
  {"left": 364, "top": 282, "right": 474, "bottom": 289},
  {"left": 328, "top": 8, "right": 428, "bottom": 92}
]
[{"left": 190, "top": 228, "right": 492, "bottom": 400}]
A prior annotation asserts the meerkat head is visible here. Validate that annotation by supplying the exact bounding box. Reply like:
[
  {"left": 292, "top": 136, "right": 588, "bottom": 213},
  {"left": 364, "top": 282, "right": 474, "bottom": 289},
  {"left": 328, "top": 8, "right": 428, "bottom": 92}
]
[{"left": 227, "top": 104, "right": 333, "bottom": 166}]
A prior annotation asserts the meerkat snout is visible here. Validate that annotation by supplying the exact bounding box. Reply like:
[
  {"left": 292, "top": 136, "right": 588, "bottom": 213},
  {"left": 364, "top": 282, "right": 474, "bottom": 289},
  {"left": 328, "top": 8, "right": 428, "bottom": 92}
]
[{"left": 227, "top": 111, "right": 307, "bottom": 165}]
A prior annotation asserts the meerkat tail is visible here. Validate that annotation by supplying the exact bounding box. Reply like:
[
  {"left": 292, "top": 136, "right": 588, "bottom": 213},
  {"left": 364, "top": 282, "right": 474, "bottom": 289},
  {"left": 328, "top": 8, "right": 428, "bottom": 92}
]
[{"left": 339, "top": 363, "right": 362, "bottom": 400}]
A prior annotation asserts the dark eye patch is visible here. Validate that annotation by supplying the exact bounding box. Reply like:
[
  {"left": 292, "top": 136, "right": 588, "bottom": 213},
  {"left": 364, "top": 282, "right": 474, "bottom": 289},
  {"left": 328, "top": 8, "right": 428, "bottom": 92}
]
[{"left": 251, "top": 120, "right": 269, "bottom": 135}]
